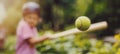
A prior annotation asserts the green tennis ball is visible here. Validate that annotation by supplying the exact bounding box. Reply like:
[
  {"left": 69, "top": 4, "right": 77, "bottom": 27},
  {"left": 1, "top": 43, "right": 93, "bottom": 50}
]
[{"left": 75, "top": 16, "right": 91, "bottom": 31}]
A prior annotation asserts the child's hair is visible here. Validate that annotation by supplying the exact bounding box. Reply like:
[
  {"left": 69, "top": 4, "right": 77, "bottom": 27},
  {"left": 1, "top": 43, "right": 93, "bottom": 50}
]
[{"left": 22, "top": 2, "right": 40, "bottom": 16}]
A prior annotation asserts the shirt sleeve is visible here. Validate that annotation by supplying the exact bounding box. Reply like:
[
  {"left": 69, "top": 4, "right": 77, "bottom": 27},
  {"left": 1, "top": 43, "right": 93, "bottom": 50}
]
[{"left": 21, "top": 24, "right": 34, "bottom": 40}]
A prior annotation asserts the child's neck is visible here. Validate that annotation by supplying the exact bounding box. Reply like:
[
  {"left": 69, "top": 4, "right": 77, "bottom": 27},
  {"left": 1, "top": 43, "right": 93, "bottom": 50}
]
[{"left": 23, "top": 19, "right": 35, "bottom": 28}]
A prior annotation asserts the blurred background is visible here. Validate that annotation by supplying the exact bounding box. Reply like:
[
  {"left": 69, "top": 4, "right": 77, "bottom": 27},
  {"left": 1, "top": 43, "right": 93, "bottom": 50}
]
[{"left": 0, "top": 0, "right": 120, "bottom": 54}]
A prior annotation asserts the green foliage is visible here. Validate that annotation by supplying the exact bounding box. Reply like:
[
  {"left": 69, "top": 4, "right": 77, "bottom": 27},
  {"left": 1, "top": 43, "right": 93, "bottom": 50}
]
[
  {"left": 36, "top": 32, "right": 114, "bottom": 54},
  {"left": 4, "top": 35, "right": 16, "bottom": 54},
  {"left": 94, "top": 2, "right": 106, "bottom": 14},
  {"left": 75, "top": 0, "right": 93, "bottom": 16}
]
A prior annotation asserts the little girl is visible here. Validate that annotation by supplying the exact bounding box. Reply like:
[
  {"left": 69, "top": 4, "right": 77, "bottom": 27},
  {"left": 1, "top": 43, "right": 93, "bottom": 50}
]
[{"left": 16, "top": 2, "right": 52, "bottom": 54}]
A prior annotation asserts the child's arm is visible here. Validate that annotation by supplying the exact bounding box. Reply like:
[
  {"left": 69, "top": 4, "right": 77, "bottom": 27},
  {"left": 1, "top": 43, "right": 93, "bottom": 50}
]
[
  {"left": 22, "top": 25, "right": 54, "bottom": 45},
  {"left": 27, "top": 36, "right": 48, "bottom": 45}
]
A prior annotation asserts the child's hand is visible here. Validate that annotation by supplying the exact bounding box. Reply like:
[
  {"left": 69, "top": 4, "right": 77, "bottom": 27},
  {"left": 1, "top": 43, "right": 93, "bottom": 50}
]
[
  {"left": 47, "top": 36, "right": 55, "bottom": 40},
  {"left": 45, "top": 35, "right": 55, "bottom": 40},
  {"left": 43, "top": 32, "right": 55, "bottom": 39}
]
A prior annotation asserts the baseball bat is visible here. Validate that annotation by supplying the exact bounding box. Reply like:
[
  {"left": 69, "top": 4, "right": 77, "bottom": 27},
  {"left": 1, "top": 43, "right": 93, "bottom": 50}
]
[{"left": 52, "top": 21, "right": 108, "bottom": 38}]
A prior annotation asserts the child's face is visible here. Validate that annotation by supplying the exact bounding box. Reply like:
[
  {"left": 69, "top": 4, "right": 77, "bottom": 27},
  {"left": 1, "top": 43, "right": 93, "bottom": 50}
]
[{"left": 24, "top": 13, "right": 40, "bottom": 27}]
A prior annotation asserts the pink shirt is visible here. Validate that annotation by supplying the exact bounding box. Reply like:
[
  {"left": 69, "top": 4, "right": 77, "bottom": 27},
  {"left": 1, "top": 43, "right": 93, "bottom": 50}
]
[{"left": 16, "top": 19, "right": 38, "bottom": 54}]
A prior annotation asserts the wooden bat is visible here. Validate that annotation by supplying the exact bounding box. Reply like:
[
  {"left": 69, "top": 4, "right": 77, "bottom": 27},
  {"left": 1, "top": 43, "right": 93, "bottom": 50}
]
[{"left": 52, "top": 21, "right": 108, "bottom": 38}]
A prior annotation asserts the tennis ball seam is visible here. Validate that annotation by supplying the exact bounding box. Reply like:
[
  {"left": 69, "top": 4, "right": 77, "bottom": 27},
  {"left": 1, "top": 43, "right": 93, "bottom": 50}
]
[{"left": 78, "top": 18, "right": 82, "bottom": 29}]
